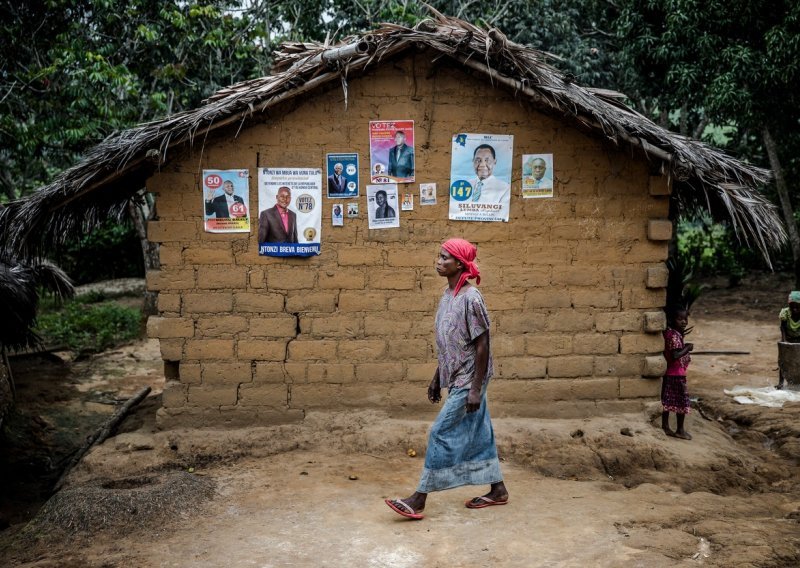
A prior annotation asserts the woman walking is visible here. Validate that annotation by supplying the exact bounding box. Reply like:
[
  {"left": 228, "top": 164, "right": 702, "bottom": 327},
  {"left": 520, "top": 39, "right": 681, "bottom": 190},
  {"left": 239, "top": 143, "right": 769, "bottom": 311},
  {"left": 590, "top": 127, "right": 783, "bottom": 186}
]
[{"left": 385, "top": 238, "right": 508, "bottom": 520}]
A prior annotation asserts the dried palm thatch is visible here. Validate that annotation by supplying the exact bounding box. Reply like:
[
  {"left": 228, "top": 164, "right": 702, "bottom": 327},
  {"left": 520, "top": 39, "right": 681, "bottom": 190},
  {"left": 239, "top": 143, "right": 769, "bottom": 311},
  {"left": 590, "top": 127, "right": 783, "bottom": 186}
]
[
  {"left": 0, "top": 10, "right": 785, "bottom": 261},
  {"left": 14, "top": 472, "right": 215, "bottom": 556},
  {"left": 0, "top": 256, "right": 74, "bottom": 350}
]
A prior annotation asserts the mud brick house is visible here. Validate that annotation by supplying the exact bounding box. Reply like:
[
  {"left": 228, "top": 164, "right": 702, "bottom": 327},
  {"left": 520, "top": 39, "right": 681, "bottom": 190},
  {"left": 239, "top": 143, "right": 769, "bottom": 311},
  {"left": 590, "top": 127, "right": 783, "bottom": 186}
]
[{"left": 0, "top": 15, "right": 784, "bottom": 428}]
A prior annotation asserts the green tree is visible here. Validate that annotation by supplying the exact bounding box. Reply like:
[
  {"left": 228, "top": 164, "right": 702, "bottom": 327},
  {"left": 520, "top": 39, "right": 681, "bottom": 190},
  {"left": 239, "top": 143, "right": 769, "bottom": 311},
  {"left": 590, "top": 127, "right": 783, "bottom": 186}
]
[
  {"left": 613, "top": 0, "right": 800, "bottom": 282},
  {"left": 0, "top": 0, "right": 266, "bottom": 199},
  {"left": 325, "top": 0, "right": 618, "bottom": 86}
]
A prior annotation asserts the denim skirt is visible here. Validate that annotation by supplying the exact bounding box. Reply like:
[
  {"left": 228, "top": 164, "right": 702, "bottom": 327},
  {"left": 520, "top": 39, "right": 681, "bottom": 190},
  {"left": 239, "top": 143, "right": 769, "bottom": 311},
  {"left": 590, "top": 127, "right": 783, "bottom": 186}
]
[{"left": 417, "top": 385, "right": 503, "bottom": 493}]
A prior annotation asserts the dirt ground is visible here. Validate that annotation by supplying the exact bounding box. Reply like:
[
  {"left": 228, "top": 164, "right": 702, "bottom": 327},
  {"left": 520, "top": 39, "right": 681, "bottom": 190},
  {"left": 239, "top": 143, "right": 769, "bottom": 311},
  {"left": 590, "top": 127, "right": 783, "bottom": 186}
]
[{"left": 2, "top": 272, "right": 800, "bottom": 567}]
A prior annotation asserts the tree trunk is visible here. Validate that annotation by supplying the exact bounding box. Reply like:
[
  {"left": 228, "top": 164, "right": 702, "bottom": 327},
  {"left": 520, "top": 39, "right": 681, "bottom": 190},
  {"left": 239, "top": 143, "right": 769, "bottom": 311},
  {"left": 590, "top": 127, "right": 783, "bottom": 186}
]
[
  {"left": 763, "top": 126, "right": 800, "bottom": 286},
  {"left": 128, "top": 194, "right": 160, "bottom": 317}
]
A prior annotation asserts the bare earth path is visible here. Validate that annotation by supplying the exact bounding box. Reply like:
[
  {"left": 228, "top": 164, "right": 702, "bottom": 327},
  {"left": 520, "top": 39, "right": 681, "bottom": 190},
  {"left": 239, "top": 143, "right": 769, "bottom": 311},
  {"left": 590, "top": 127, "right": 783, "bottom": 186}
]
[{"left": 2, "top": 273, "right": 800, "bottom": 567}]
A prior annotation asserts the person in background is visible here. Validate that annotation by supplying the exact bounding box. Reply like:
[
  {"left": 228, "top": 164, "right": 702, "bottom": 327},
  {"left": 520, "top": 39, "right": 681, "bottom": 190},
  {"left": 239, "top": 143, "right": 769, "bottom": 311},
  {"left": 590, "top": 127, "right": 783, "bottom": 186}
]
[
  {"left": 776, "top": 291, "right": 800, "bottom": 389},
  {"left": 662, "top": 306, "right": 694, "bottom": 440}
]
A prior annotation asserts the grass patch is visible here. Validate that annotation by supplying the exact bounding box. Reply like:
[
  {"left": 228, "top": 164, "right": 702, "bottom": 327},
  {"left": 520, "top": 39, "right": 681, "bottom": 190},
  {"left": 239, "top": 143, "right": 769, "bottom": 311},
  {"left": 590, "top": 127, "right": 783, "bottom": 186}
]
[{"left": 36, "top": 300, "right": 142, "bottom": 354}]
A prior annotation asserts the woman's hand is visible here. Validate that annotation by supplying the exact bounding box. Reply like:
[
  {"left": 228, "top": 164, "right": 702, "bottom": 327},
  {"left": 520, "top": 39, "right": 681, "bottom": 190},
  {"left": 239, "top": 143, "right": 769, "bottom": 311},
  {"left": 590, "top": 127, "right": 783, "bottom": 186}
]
[
  {"left": 465, "top": 389, "right": 481, "bottom": 413},
  {"left": 427, "top": 370, "right": 441, "bottom": 403}
]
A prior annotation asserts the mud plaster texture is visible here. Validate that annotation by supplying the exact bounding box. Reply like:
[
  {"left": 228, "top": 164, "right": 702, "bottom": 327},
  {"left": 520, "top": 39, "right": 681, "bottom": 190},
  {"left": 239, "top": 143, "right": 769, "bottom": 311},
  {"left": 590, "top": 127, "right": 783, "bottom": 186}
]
[{"left": 144, "top": 51, "right": 672, "bottom": 428}]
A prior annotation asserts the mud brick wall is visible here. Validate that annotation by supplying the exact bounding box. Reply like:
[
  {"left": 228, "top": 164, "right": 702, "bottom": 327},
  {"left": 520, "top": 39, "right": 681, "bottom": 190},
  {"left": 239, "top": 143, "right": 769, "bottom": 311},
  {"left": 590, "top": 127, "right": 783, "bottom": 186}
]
[{"left": 145, "top": 53, "right": 671, "bottom": 428}]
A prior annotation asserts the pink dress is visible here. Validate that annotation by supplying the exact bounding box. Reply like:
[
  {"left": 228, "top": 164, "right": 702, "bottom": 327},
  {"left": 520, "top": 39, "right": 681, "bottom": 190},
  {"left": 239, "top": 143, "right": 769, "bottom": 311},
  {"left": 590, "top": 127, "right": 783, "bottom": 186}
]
[{"left": 662, "top": 328, "right": 690, "bottom": 414}]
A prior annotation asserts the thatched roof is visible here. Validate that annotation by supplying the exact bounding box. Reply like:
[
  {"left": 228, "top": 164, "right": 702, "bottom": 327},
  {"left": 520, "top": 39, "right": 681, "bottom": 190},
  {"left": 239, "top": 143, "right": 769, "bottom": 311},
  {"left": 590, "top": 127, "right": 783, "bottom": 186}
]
[
  {"left": 0, "top": 257, "right": 74, "bottom": 350},
  {"left": 0, "top": 11, "right": 785, "bottom": 260}
]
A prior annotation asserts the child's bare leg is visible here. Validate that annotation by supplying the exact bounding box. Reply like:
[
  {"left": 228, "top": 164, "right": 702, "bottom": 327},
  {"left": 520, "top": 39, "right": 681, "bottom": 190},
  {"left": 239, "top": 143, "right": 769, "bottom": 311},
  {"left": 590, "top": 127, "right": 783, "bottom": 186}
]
[
  {"left": 776, "top": 369, "right": 785, "bottom": 390},
  {"left": 662, "top": 411, "right": 676, "bottom": 437},
  {"left": 674, "top": 413, "right": 692, "bottom": 440}
]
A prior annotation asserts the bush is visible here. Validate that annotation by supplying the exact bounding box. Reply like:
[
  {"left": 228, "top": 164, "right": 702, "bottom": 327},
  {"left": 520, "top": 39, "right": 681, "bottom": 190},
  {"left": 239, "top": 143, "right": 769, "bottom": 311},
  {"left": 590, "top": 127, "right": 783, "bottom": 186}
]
[
  {"left": 677, "top": 216, "right": 756, "bottom": 285},
  {"left": 36, "top": 300, "right": 142, "bottom": 354},
  {"left": 55, "top": 221, "right": 144, "bottom": 285}
]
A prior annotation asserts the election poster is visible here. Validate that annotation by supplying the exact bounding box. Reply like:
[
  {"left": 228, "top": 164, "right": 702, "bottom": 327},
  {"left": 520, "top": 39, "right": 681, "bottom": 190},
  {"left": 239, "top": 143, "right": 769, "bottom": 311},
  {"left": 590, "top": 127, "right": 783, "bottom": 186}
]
[
  {"left": 326, "top": 153, "right": 359, "bottom": 198},
  {"left": 332, "top": 204, "right": 344, "bottom": 226},
  {"left": 449, "top": 133, "right": 513, "bottom": 222},
  {"left": 257, "top": 168, "right": 322, "bottom": 257},
  {"left": 369, "top": 120, "right": 415, "bottom": 184},
  {"left": 202, "top": 169, "right": 251, "bottom": 233},
  {"left": 419, "top": 182, "right": 437, "bottom": 205},
  {"left": 367, "top": 184, "right": 400, "bottom": 229},
  {"left": 522, "top": 153, "right": 555, "bottom": 198}
]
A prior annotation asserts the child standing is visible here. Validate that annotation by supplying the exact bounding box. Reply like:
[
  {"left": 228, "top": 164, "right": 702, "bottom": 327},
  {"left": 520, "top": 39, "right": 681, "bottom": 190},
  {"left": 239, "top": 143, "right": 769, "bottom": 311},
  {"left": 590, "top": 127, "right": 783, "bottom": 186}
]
[
  {"left": 662, "top": 306, "right": 694, "bottom": 440},
  {"left": 777, "top": 291, "right": 800, "bottom": 389}
]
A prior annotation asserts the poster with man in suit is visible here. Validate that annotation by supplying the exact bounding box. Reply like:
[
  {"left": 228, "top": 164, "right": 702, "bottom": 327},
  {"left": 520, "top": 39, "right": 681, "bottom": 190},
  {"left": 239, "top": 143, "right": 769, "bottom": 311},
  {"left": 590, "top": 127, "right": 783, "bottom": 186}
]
[
  {"left": 326, "top": 153, "right": 359, "bottom": 198},
  {"left": 258, "top": 168, "right": 321, "bottom": 257},
  {"left": 202, "top": 169, "right": 250, "bottom": 233},
  {"left": 449, "top": 133, "right": 513, "bottom": 222},
  {"left": 369, "top": 120, "right": 415, "bottom": 184}
]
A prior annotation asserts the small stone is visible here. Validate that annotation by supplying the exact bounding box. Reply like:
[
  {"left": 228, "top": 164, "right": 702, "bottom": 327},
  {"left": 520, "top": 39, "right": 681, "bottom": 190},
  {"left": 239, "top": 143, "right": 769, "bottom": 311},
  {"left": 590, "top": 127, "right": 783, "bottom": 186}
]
[
  {"left": 407, "top": 448, "right": 417, "bottom": 457},
  {"left": 620, "top": 427, "right": 633, "bottom": 437},
  {"left": 348, "top": 475, "right": 359, "bottom": 481}
]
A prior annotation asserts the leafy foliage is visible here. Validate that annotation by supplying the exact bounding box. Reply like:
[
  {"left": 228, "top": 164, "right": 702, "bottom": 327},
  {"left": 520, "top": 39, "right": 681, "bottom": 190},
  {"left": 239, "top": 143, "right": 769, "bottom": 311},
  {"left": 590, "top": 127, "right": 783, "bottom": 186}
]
[
  {"left": 677, "top": 216, "right": 753, "bottom": 282},
  {"left": 36, "top": 299, "right": 141, "bottom": 354},
  {"left": 0, "top": 0, "right": 267, "bottom": 200},
  {"left": 57, "top": 221, "right": 144, "bottom": 285}
]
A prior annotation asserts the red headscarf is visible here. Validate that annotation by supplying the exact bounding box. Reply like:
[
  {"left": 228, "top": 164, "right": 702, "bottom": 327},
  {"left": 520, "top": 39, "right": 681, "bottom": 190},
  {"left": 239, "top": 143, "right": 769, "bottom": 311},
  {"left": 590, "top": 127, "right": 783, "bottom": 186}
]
[{"left": 441, "top": 238, "right": 481, "bottom": 296}]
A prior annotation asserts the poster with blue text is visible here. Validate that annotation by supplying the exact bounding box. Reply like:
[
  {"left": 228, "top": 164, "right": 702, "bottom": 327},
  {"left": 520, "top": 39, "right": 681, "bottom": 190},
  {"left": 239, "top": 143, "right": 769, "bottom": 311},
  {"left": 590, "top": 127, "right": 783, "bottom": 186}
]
[
  {"left": 257, "top": 168, "right": 322, "bottom": 257},
  {"left": 326, "top": 153, "right": 359, "bottom": 198},
  {"left": 449, "top": 133, "right": 513, "bottom": 222}
]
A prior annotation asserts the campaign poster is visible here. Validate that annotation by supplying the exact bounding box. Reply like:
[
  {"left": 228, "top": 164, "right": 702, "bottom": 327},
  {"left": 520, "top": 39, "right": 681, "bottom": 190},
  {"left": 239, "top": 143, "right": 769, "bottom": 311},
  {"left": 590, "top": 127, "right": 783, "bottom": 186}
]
[
  {"left": 367, "top": 184, "right": 400, "bottom": 229},
  {"left": 419, "top": 182, "right": 437, "bottom": 205},
  {"left": 257, "top": 168, "right": 322, "bottom": 257},
  {"left": 332, "top": 204, "right": 344, "bottom": 226},
  {"left": 369, "top": 120, "right": 415, "bottom": 184},
  {"left": 522, "top": 153, "right": 554, "bottom": 198},
  {"left": 401, "top": 193, "right": 414, "bottom": 211},
  {"left": 449, "top": 133, "right": 513, "bottom": 222},
  {"left": 326, "top": 153, "right": 359, "bottom": 198},
  {"left": 347, "top": 202, "right": 359, "bottom": 218},
  {"left": 202, "top": 169, "right": 250, "bottom": 233}
]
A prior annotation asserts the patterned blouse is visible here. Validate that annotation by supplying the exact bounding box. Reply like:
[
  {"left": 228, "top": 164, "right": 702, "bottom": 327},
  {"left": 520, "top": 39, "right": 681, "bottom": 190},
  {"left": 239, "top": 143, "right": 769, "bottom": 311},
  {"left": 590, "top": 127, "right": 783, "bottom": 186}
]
[
  {"left": 779, "top": 307, "right": 800, "bottom": 340},
  {"left": 663, "top": 328, "right": 690, "bottom": 376},
  {"left": 435, "top": 285, "right": 493, "bottom": 389}
]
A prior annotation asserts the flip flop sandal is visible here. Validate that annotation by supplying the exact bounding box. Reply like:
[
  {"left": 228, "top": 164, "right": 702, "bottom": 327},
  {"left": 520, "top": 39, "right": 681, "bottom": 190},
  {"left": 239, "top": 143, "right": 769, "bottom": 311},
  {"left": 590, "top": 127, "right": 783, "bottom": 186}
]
[
  {"left": 385, "top": 498, "right": 424, "bottom": 520},
  {"left": 465, "top": 496, "right": 509, "bottom": 509}
]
